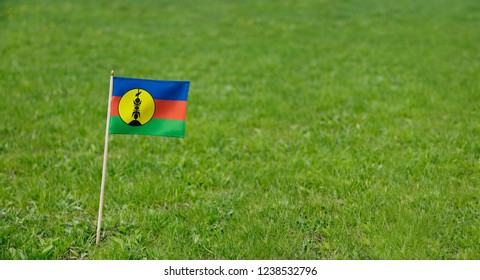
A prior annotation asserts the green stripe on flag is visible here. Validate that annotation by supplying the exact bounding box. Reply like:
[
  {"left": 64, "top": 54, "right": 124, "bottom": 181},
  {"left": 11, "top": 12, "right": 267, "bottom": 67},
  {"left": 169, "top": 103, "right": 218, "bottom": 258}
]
[{"left": 109, "top": 116, "right": 186, "bottom": 138}]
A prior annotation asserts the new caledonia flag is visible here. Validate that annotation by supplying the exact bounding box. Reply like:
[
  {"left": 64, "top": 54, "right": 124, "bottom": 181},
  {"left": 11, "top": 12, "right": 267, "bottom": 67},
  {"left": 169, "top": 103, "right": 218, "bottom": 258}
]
[
  {"left": 96, "top": 74, "right": 190, "bottom": 244},
  {"left": 109, "top": 76, "right": 190, "bottom": 138}
]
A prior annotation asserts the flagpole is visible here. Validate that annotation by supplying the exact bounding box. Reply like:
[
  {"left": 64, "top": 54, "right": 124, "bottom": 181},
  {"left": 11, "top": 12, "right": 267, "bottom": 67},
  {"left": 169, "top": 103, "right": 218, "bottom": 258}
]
[{"left": 96, "top": 70, "right": 114, "bottom": 245}]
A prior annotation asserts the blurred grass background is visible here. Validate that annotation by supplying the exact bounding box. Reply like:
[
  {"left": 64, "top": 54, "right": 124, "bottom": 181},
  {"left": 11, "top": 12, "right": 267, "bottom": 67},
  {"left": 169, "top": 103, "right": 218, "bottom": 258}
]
[{"left": 0, "top": 0, "right": 479, "bottom": 259}]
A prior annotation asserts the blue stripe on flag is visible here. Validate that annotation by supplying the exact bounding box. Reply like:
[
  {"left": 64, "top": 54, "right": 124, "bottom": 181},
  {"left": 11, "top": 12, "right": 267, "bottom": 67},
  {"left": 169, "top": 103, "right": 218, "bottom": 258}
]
[{"left": 112, "top": 76, "right": 189, "bottom": 101}]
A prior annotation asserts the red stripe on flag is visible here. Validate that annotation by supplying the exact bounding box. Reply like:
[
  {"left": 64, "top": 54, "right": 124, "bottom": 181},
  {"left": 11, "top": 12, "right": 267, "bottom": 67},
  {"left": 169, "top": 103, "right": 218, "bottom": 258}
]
[
  {"left": 154, "top": 100, "right": 187, "bottom": 120},
  {"left": 110, "top": 96, "right": 121, "bottom": 116},
  {"left": 110, "top": 96, "right": 186, "bottom": 120}
]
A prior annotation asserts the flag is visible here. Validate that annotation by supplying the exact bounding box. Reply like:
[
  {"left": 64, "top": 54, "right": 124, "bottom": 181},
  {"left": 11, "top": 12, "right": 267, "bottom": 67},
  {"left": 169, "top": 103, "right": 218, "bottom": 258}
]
[{"left": 109, "top": 76, "right": 190, "bottom": 138}]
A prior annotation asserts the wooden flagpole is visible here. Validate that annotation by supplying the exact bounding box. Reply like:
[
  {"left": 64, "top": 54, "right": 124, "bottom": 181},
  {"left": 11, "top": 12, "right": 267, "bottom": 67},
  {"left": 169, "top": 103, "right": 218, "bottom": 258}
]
[{"left": 96, "top": 70, "right": 114, "bottom": 245}]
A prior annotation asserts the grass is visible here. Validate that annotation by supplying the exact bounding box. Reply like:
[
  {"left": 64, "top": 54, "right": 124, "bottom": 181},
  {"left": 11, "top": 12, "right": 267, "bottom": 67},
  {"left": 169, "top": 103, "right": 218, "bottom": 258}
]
[{"left": 0, "top": 0, "right": 479, "bottom": 259}]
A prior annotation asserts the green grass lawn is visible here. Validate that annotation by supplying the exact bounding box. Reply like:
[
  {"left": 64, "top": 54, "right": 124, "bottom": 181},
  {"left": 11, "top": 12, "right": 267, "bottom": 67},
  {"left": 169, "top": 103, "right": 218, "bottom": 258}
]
[{"left": 0, "top": 0, "right": 479, "bottom": 259}]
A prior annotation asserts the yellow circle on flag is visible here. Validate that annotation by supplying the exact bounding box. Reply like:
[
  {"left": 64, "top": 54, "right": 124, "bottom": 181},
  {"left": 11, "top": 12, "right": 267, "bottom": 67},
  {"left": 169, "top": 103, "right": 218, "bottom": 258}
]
[{"left": 118, "top": 89, "right": 155, "bottom": 126}]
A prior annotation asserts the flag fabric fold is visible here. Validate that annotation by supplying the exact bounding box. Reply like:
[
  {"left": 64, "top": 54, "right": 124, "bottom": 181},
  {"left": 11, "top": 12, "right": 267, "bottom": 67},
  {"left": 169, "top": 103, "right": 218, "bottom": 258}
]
[{"left": 108, "top": 76, "right": 190, "bottom": 138}]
